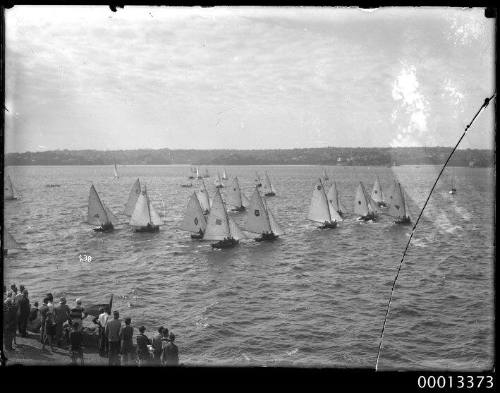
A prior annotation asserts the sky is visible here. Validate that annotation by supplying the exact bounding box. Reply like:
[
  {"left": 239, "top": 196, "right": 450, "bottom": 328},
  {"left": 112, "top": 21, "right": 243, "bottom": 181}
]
[{"left": 4, "top": 6, "right": 495, "bottom": 153}]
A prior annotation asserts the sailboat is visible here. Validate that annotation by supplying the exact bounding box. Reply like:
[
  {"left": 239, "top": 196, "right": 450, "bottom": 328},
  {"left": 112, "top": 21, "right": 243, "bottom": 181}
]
[
  {"left": 179, "top": 193, "right": 208, "bottom": 239},
  {"left": 388, "top": 180, "right": 411, "bottom": 224},
  {"left": 3, "top": 230, "right": 21, "bottom": 255},
  {"left": 222, "top": 169, "right": 228, "bottom": 181},
  {"left": 203, "top": 168, "right": 210, "bottom": 178},
  {"left": 255, "top": 172, "right": 263, "bottom": 188},
  {"left": 113, "top": 159, "right": 119, "bottom": 179},
  {"left": 196, "top": 179, "right": 211, "bottom": 215},
  {"left": 245, "top": 186, "right": 283, "bottom": 241},
  {"left": 214, "top": 171, "right": 224, "bottom": 188},
  {"left": 129, "top": 185, "right": 163, "bottom": 232},
  {"left": 449, "top": 171, "right": 457, "bottom": 194},
  {"left": 263, "top": 171, "right": 276, "bottom": 197},
  {"left": 4, "top": 175, "right": 17, "bottom": 200},
  {"left": 196, "top": 167, "right": 202, "bottom": 180},
  {"left": 225, "top": 177, "right": 246, "bottom": 212},
  {"left": 371, "top": 176, "right": 387, "bottom": 207},
  {"left": 124, "top": 179, "right": 141, "bottom": 216},
  {"left": 307, "top": 179, "right": 342, "bottom": 229},
  {"left": 87, "top": 184, "right": 117, "bottom": 232},
  {"left": 322, "top": 168, "right": 329, "bottom": 182},
  {"left": 354, "top": 182, "right": 377, "bottom": 221},
  {"left": 202, "top": 188, "right": 246, "bottom": 249},
  {"left": 326, "top": 180, "right": 347, "bottom": 217},
  {"left": 188, "top": 167, "right": 196, "bottom": 180}
]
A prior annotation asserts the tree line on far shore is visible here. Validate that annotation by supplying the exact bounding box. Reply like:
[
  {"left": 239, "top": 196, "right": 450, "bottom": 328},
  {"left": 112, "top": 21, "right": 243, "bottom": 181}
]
[{"left": 5, "top": 146, "right": 493, "bottom": 167}]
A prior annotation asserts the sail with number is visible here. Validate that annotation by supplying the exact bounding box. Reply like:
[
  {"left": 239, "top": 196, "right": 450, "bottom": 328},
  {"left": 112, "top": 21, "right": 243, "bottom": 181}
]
[
  {"left": 203, "top": 189, "right": 232, "bottom": 240},
  {"left": 88, "top": 185, "right": 114, "bottom": 226},
  {"left": 388, "top": 180, "right": 410, "bottom": 221},
  {"left": 245, "top": 187, "right": 272, "bottom": 234},
  {"left": 4, "top": 175, "right": 16, "bottom": 200},
  {"left": 130, "top": 186, "right": 163, "bottom": 227},
  {"left": 196, "top": 179, "right": 210, "bottom": 213},
  {"left": 179, "top": 193, "right": 207, "bottom": 234},
  {"left": 307, "top": 179, "right": 334, "bottom": 223},
  {"left": 371, "top": 177, "right": 385, "bottom": 204},
  {"left": 124, "top": 179, "right": 141, "bottom": 216},
  {"left": 354, "top": 182, "right": 376, "bottom": 217}
]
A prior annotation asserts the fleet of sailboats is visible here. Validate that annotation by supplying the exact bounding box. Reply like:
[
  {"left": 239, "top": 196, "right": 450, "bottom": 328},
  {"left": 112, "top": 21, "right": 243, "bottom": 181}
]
[
  {"left": 5, "top": 167, "right": 418, "bottom": 253},
  {"left": 354, "top": 182, "right": 377, "bottom": 221},
  {"left": 129, "top": 184, "right": 163, "bottom": 232},
  {"left": 202, "top": 188, "right": 246, "bottom": 248},
  {"left": 87, "top": 184, "right": 117, "bottom": 232},
  {"left": 179, "top": 192, "right": 207, "bottom": 239},
  {"left": 245, "top": 186, "right": 283, "bottom": 241},
  {"left": 307, "top": 179, "right": 342, "bottom": 229},
  {"left": 4, "top": 175, "right": 17, "bottom": 200}
]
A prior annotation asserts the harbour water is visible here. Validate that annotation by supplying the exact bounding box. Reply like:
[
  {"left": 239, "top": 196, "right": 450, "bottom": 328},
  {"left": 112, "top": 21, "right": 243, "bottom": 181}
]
[{"left": 3, "top": 165, "right": 494, "bottom": 369}]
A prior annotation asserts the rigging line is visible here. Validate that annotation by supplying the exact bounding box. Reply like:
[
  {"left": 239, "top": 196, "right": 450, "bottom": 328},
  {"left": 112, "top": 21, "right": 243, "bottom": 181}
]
[{"left": 375, "top": 92, "right": 496, "bottom": 372}]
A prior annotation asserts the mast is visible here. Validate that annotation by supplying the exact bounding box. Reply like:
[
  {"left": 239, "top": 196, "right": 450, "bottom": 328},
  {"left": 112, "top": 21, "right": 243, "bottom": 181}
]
[{"left": 144, "top": 185, "right": 152, "bottom": 225}]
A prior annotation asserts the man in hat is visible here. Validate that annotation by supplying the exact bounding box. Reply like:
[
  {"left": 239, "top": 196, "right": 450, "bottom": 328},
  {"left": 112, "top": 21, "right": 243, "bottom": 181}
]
[
  {"left": 69, "top": 298, "right": 85, "bottom": 331},
  {"left": 161, "top": 332, "right": 179, "bottom": 366},
  {"left": 17, "top": 289, "right": 31, "bottom": 337},
  {"left": 136, "top": 326, "right": 151, "bottom": 366},
  {"left": 54, "top": 297, "right": 70, "bottom": 346},
  {"left": 105, "top": 310, "right": 122, "bottom": 366},
  {"left": 119, "top": 317, "right": 134, "bottom": 365},
  {"left": 151, "top": 326, "right": 164, "bottom": 365}
]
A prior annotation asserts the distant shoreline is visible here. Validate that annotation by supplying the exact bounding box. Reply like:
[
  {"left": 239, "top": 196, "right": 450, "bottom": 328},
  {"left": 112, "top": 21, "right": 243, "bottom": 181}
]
[{"left": 5, "top": 146, "right": 493, "bottom": 167}]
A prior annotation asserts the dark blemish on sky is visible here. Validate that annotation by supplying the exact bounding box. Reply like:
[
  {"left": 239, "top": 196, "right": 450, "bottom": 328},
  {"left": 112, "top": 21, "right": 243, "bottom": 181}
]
[{"left": 109, "top": 5, "right": 124, "bottom": 13}]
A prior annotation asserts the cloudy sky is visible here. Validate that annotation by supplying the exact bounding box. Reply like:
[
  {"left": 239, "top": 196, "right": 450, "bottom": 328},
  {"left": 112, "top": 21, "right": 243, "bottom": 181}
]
[{"left": 4, "top": 6, "right": 495, "bottom": 153}]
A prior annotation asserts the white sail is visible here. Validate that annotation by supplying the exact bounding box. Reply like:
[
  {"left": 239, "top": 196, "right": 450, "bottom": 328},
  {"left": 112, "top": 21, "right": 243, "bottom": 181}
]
[
  {"left": 268, "top": 209, "right": 284, "bottom": 235},
  {"left": 222, "top": 169, "right": 228, "bottom": 180},
  {"left": 371, "top": 177, "right": 384, "bottom": 203},
  {"left": 241, "top": 192, "right": 250, "bottom": 207},
  {"left": 263, "top": 172, "right": 276, "bottom": 194},
  {"left": 4, "top": 175, "right": 15, "bottom": 199},
  {"left": 129, "top": 193, "right": 150, "bottom": 227},
  {"left": 338, "top": 198, "right": 347, "bottom": 214},
  {"left": 328, "top": 200, "right": 343, "bottom": 222},
  {"left": 88, "top": 185, "right": 112, "bottom": 226},
  {"left": 196, "top": 168, "right": 201, "bottom": 178},
  {"left": 354, "top": 182, "right": 370, "bottom": 217},
  {"left": 197, "top": 179, "right": 210, "bottom": 212},
  {"left": 113, "top": 160, "right": 119, "bottom": 178},
  {"left": 179, "top": 193, "right": 207, "bottom": 233},
  {"left": 228, "top": 217, "right": 246, "bottom": 240},
  {"left": 327, "top": 182, "right": 340, "bottom": 212},
  {"left": 307, "top": 180, "right": 332, "bottom": 223},
  {"left": 226, "top": 177, "right": 243, "bottom": 208},
  {"left": 203, "top": 189, "right": 231, "bottom": 241},
  {"left": 124, "top": 179, "right": 141, "bottom": 216},
  {"left": 148, "top": 197, "right": 164, "bottom": 226},
  {"left": 388, "top": 180, "right": 407, "bottom": 219},
  {"left": 4, "top": 231, "right": 21, "bottom": 250},
  {"left": 245, "top": 187, "right": 272, "bottom": 234}
]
